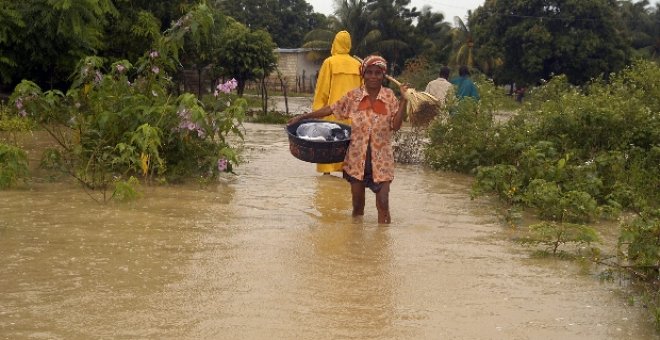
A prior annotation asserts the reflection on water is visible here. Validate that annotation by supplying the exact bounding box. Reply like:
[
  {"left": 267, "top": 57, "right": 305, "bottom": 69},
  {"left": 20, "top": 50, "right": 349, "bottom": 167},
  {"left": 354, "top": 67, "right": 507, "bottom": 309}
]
[
  {"left": 312, "top": 175, "right": 352, "bottom": 221},
  {"left": 0, "top": 123, "right": 657, "bottom": 339},
  {"left": 306, "top": 223, "right": 396, "bottom": 338}
]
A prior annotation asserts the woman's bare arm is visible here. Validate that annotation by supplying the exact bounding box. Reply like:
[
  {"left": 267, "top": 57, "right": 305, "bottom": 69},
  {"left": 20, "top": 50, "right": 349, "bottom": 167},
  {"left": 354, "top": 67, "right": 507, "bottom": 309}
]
[{"left": 287, "top": 106, "right": 333, "bottom": 126}]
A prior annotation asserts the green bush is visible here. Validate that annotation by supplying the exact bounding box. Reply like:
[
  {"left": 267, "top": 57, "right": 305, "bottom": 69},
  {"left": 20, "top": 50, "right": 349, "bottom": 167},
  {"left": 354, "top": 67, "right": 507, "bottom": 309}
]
[
  {"left": 619, "top": 209, "right": 660, "bottom": 281},
  {"left": 426, "top": 60, "right": 660, "bottom": 321},
  {"left": 0, "top": 142, "right": 28, "bottom": 188},
  {"left": 429, "top": 60, "right": 659, "bottom": 217},
  {"left": 472, "top": 164, "right": 523, "bottom": 205},
  {"left": 425, "top": 100, "right": 499, "bottom": 172},
  {"left": 112, "top": 176, "right": 141, "bottom": 202},
  {"left": 3, "top": 5, "right": 245, "bottom": 200},
  {"left": 0, "top": 103, "right": 34, "bottom": 133},
  {"left": 518, "top": 221, "right": 600, "bottom": 256}
]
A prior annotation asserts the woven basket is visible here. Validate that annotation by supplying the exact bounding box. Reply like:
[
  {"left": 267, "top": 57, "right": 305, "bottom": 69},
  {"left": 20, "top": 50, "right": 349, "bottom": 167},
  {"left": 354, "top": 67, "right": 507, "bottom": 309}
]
[{"left": 285, "top": 119, "right": 351, "bottom": 164}]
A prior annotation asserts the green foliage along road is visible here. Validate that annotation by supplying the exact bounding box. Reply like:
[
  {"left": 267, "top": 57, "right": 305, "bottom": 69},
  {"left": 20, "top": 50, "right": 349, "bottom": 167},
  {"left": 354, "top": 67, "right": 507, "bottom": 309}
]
[
  {"left": 1, "top": 4, "right": 247, "bottom": 203},
  {"left": 425, "top": 59, "right": 660, "bottom": 326}
]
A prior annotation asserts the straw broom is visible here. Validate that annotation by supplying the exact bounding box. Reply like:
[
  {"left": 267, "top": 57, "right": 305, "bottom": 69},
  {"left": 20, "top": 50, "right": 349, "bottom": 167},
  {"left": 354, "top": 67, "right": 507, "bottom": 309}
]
[{"left": 353, "top": 55, "right": 441, "bottom": 127}]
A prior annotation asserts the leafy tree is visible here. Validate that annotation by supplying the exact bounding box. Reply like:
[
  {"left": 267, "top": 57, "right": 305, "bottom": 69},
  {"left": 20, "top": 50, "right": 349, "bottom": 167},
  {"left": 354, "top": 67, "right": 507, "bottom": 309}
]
[
  {"left": 449, "top": 13, "right": 502, "bottom": 77},
  {"left": 653, "top": 4, "right": 660, "bottom": 59},
  {"left": 99, "top": 0, "right": 170, "bottom": 63},
  {"left": 217, "top": 0, "right": 324, "bottom": 48},
  {"left": 304, "top": 0, "right": 438, "bottom": 74},
  {"left": 302, "top": 0, "right": 381, "bottom": 60},
  {"left": 618, "top": 0, "right": 660, "bottom": 60},
  {"left": 213, "top": 18, "right": 278, "bottom": 95},
  {"left": 0, "top": 2, "right": 23, "bottom": 87},
  {"left": 366, "top": 0, "right": 419, "bottom": 73},
  {"left": 331, "top": 0, "right": 381, "bottom": 57},
  {"left": 0, "top": 0, "right": 211, "bottom": 92},
  {"left": 179, "top": 5, "right": 230, "bottom": 96},
  {"left": 450, "top": 16, "right": 475, "bottom": 68},
  {"left": 0, "top": 0, "right": 117, "bottom": 91},
  {"left": 471, "top": 0, "right": 631, "bottom": 86},
  {"left": 414, "top": 6, "right": 452, "bottom": 65}
]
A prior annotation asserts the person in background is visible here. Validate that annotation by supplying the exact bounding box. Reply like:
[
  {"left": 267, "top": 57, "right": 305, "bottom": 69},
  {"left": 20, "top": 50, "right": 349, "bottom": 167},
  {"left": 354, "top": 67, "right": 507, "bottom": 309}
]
[
  {"left": 312, "top": 30, "right": 362, "bottom": 175},
  {"left": 288, "top": 55, "right": 408, "bottom": 224},
  {"left": 451, "top": 65, "right": 480, "bottom": 101},
  {"left": 515, "top": 85, "right": 526, "bottom": 102},
  {"left": 424, "top": 66, "right": 453, "bottom": 107}
]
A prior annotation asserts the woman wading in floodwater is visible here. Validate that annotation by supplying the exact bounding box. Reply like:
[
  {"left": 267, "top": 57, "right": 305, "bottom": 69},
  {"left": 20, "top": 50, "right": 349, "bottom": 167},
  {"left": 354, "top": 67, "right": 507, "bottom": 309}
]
[{"left": 288, "top": 55, "right": 408, "bottom": 224}]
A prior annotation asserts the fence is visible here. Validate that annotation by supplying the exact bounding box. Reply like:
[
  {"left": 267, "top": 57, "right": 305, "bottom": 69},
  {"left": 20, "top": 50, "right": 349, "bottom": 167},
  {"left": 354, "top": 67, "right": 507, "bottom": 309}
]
[
  {"left": 244, "top": 74, "right": 318, "bottom": 94},
  {"left": 178, "top": 68, "right": 319, "bottom": 96}
]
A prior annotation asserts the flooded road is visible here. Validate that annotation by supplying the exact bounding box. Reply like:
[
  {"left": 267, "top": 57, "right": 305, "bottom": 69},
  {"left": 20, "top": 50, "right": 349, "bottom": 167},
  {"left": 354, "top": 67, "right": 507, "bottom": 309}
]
[{"left": 0, "top": 123, "right": 657, "bottom": 339}]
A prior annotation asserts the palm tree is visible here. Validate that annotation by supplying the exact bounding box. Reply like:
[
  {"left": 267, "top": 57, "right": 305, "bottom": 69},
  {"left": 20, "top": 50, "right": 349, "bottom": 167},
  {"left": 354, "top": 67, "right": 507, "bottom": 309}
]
[
  {"left": 450, "top": 15, "right": 474, "bottom": 68},
  {"left": 302, "top": 0, "right": 380, "bottom": 60},
  {"left": 336, "top": 0, "right": 382, "bottom": 56},
  {"left": 414, "top": 6, "right": 452, "bottom": 64},
  {"left": 618, "top": 0, "right": 659, "bottom": 60},
  {"left": 366, "top": 0, "right": 417, "bottom": 74}
]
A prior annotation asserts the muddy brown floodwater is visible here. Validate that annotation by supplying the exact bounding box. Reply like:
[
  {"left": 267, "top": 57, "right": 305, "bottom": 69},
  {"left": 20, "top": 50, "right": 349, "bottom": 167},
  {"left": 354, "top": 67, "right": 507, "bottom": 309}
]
[{"left": 0, "top": 122, "right": 658, "bottom": 339}]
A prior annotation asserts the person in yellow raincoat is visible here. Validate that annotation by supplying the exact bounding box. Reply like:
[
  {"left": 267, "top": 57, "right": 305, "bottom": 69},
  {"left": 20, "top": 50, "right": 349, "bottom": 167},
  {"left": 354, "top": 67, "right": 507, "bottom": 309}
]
[{"left": 312, "top": 30, "right": 362, "bottom": 174}]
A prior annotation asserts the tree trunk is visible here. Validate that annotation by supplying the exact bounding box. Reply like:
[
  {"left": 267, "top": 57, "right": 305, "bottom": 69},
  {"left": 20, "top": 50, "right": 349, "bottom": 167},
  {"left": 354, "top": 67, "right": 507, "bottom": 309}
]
[
  {"left": 237, "top": 80, "right": 246, "bottom": 97},
  {"left": 278, "top": 72, "right": 289, "bottom": 115},
  {"left": 197, "top": 68, "right": 203, "bottom": 97},
  {"left": 260, "top": 76, "right": 268, "bottom": 114}
]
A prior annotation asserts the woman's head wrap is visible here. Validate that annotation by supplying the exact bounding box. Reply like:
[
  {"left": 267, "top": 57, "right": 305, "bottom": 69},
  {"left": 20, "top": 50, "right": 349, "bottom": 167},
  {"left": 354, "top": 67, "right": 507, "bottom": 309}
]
[{"left": 360, "top": 55, "right": 387, "bottom": 76}]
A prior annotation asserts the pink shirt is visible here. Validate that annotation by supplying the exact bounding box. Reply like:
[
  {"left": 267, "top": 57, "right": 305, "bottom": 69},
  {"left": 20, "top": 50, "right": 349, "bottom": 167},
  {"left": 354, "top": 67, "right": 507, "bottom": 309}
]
[{"left": 330, "top": 86, "right": 400, "bottom": 182}]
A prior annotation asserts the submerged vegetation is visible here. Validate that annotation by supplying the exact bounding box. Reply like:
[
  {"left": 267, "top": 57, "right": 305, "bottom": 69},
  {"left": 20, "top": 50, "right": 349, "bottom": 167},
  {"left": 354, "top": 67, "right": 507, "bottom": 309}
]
[{"left": 424, "top": 59, "right": 660, "bottom": 327}]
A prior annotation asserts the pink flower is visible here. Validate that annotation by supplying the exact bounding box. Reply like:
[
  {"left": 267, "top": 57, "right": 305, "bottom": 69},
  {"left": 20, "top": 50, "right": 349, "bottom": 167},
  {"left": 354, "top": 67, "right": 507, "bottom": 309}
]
[
  {"left": 116, "top": 64, "right": 126, "bottom": 73},
  {"left": 215, "top": 78, "right": 238, "bottom": 95},
  {"left": 149, "top": 51, "right": 159, "bottom": 59},
  {"left": 15, "top": 98, "right": 23, "bottom": 110},
  {"left": 217, "top": 158, "right": 228, "bottom": 172},
  {"left": 151, "top": 66, "right": 160, "bottom": 74}
]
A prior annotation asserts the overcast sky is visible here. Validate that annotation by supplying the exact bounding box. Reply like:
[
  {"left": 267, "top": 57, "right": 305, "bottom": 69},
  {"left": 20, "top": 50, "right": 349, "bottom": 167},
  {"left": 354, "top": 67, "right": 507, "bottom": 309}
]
[
  {"left": 307, "top": 0, "right": 487, "bottom": 22},
  {"left": 306, "top": 0, "right": 660, "bottom": 24}
]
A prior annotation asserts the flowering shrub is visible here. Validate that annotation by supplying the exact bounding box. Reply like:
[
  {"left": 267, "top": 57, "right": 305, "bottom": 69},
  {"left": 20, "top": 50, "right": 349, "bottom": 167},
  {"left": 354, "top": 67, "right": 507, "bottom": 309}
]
[
  {"left": 4, "top": 4, "right": 245, "bottom": 199},
  {"left": 215, "top": 78, "right": 238, "bottom": 96}
]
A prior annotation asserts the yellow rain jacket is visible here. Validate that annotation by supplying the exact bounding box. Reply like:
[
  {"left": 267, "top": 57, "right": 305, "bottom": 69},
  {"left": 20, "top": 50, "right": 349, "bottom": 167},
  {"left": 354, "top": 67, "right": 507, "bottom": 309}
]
[{"left": 312, "top": 31, "right": 362, "bottom": 173}]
